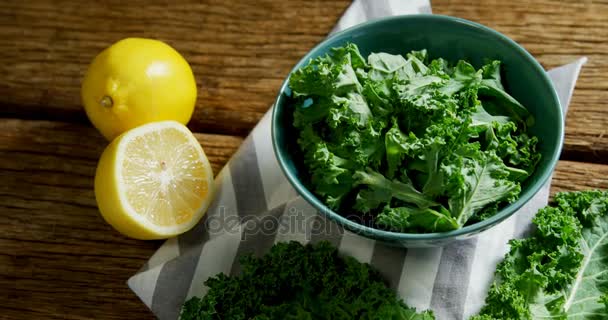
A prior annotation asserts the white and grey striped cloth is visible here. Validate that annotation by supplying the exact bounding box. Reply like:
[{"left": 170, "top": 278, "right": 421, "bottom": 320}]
[{"left": 128, "top": 1, "right": 587, "bottom": 319}]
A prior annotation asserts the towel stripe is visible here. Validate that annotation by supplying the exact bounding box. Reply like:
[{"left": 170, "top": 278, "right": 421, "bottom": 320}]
[
  {"left": 330, "top": 0, "right": 366, "bottom": 34},
  {"left": 515, "top": 182, "right": 551, "bottom": 238},
  {"left": 151, "top": 232, "right": 210, "bottom": 320},
  {"left": 127, "top": 265, "right": 163, "bottom": 308},
  {"left": 184, "top": 228, "right": 243, "bottom": 301},
  {"left": 229, "top": 135, "right": 268, "bottom": 220},
  {"left": 430, "top": 238, "right": 478, "bottom": 320},
  {"left": 399, "top": 247, "right": 443, "bottom": 310},
  {"left": 230, "top": 204, "right": 287, "bottom": 275},
  {"left": 252, "top": 110, "right": 298, "bottom": 208},
  {"left": 547, "top": 58, "right": 587, "bottom": 116},
  {"left": 361, "top": 0, "right": 393, "bottom": 20},
  {"left": 370, "top": 243, "right": 408, "bottom": 290},
  {"left": 308, "top": 214, "right": 344, "bottom": 247},
  {"left": 137, "top": 237, "right": 179, "bottom": 273},
  {"left": 226, "top": 133, "right": 273, "bottom": 276},
  {"left": 339, "top": 230, "right": 375, "bottom": 263},
  {"left": 273, "top": 197, "right": 314, "bottom": 244},
  {"left": 463, "top": 216, "right": 516, "bottom": 318}
]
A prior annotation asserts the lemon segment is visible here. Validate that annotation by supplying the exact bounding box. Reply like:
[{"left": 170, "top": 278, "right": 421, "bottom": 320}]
[{"left": 95, "top": 121, "right": 214, "bottom": 239}]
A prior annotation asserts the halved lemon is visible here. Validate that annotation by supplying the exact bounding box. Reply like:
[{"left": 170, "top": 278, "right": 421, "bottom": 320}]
[{"left": 94, "top": 121, "right": 214, "bottom": 239}]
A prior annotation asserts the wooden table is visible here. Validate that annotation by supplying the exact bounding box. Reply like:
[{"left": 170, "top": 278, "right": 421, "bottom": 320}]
[{"left": 1, "top": 1, "right": 607, "bottom": 319}]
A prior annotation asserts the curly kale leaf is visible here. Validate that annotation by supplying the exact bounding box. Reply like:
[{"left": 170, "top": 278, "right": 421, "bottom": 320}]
[
  {"left": 289, "top": 43, "right": 363, "bottom": 97},
  {"left": 367, "top": 50, "right": 428, "bottom": 81},
  {"left": 180, "top": 241, "right": 434, "bottom": 320},
  {"left": 445, "top": 150, "right": 521, "bottom": 226},
  {"left": 376, "top": 205, "right": 459, "bottom": 233},
  {"left": 478, "top": 60, "right": 533, "bottom": 127},
  {"left": 353, "top": 168, "right": 438, "bottom": 213},
  {"left": 474, "top": 190, "right": 608, "bottom": 320},
  {"left": 290, "top": 43, "right": 539, "bottom": 233}
]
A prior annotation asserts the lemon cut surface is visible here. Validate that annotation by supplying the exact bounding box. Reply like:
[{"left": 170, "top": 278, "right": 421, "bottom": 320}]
[{"left": 95, "top": 121, "right": 214, "bottom": 239}]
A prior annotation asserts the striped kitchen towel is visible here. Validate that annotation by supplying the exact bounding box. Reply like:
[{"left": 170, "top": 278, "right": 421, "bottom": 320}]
[{"left": 128, "top": 1, "right": 587, "bottom": 319}]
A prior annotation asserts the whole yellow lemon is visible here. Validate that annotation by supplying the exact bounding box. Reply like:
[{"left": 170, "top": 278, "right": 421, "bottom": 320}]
[{"left": 81, "top": 38, "right": 197, "bottom": 140}]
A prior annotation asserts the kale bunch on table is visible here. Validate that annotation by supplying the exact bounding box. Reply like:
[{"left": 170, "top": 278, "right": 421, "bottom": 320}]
[
  {"left": 288, "top": 43, "right": 540, "bottom": 233},
  {"left": 180, "top": 241, "right": 434, "bottom": 320},
  {"left": 472, "top": 190, "right": 608, "bottom": 319}
]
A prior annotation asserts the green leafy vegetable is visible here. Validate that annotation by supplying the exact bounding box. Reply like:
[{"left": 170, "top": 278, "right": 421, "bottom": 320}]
[
  {"left": 472, "top": 190, "right": 608, "bottom": 320},
  {"left": 353, "top": 168, "right": 438, "bottom": 211},
  {"left": 446, "top": 151, "right": 521, "bottom": 226},
  {"left": 180, "top": 241, "right": 434, "bottom": 320},
  {"left": 289, "top": 43, "right": 539, "bottom": 233}
]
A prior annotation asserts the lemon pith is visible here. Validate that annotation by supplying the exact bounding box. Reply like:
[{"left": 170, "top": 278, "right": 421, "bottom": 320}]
[{"left": 94, "top": 121, "right": 214, "bottom": 239}]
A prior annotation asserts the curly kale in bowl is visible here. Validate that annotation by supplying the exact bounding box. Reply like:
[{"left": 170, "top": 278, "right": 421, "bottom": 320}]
[{"left": 288, "top": 43, "right": 540, "bottom": 233}]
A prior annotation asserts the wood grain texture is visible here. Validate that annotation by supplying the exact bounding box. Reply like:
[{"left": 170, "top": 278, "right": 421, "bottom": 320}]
[
  {"left": 0, "top": 119, "right": 241, "bottom": 319},
  {"left": 0, "top": 119, "right": 607, "bottom": 320},
  {"left": 552, "top": 160, "right": 608, "bottom": 193},
  {"left": 0, "top": 0, "right": 606, "bottom": 160},
  {"left": 0, "top": 0, "right": 350, "bottom": 135}
]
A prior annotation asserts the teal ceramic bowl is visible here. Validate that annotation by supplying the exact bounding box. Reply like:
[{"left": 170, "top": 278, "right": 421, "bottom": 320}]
[{"left": 272, "top": 15, "right": 562, "bottom": 247}]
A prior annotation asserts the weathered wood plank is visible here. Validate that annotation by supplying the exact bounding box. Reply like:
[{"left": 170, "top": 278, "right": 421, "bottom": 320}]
[
  {"left": 0, "top": 0, "right": 350, "bottom": 135},
  {"left": 552, "top": 160, "right": 608, "bottom": 193},
  {"left": 1, "top": 0, "right": 606, "bottom": 160}
]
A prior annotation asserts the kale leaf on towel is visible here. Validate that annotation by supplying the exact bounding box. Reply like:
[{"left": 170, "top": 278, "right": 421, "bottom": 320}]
[
  {"left": 180, "top": 241, "right": 434, "bottom": 320},
  {"left": 472, "top": 190, "right": 608, "bottom": 320}
]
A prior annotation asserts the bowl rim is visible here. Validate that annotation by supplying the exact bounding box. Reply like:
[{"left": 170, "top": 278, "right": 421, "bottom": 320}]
[{"left": 271, "top": 14, "right": 563, "bottom": 242}]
